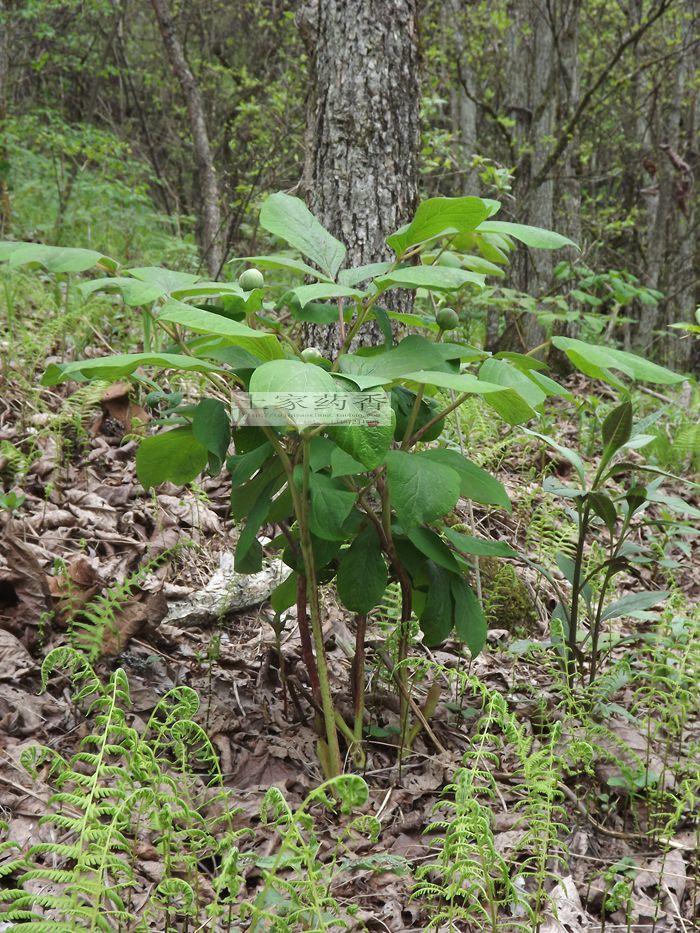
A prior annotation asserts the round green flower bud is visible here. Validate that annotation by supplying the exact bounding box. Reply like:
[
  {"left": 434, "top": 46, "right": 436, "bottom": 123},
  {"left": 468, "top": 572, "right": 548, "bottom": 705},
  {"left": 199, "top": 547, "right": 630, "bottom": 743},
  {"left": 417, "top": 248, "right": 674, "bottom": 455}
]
[
  {"left": 435, "top": 307, "right": 460, "bottom": 330},
  {"left": 238, "top": 267, "right": 264, "bottom": 291},
  {"left": 301, "top": 346, "right": 323, "bottom": 362}
]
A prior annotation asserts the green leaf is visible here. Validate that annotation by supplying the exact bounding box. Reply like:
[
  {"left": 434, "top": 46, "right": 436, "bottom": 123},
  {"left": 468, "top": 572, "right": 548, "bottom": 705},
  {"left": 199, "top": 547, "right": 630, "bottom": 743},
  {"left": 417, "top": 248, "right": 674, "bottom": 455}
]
[
  {"left": 259, "top": 192, "right": 346, "bottom": 278},
  {"left": 127, "top": 266, "right": 201, "bottom": 293},
  {"left": 330, "top": 447, "right": 366, "bottom": 477},
  {"left": 327, "top": 382, "right": 394, "bottom": 470},
  {"left": 308, "top": 473, "right": 357, "bottom": 541},
  {"left": 289, "top": 299, "right": 345, "bottom": 325},
  {"left": 292, "top": 283, "right": 365, "bottom": 308},
  {"left": 375, "top": 265, "right": 485, "bottom": 293},
  {"left": 601, "top": 591, "right": 668, "bottom": 622},
  {"left": 476, "top": 221, "right": 577, "bottom": 250},
  {"left": 239, "top": 254, "right": 333, "bottom": 281},
  {"left": 451, "top": 576, "right": 487, "bottom": 656},
  {"left": 391, "top": 387, "right": 444, "bottom": 442},
  {"left": 78, "top": 276, "right": 165, "bottom": 306},
  {"left": 227, "top": 441, "right": 273, "bottom": 486},
  {"left": 270, "top": 572, "right": 298, "bottom": 613},
  {"left": 421, "top": 448, "right": 511, "bottom": 510},
  {"left": 419, "top": 564, "right": 455, "bottom": 645},
  {"left": 602, "top": 401, "right": 633, "bottom": 453},
  {"left": 406, "top": 526, "right": 460, "bottom": 572},
  {"left": 338, "top": 261, "right": 393, "bottom": 286},
  {"left": 158, "top": 299, "right": 284, "bottom": 361},
  {"left": 235, "top": 480, "right": 276, "bottom": 568},
  {"left": 587, "top": 492, "right": 617, "bottom": 533},
  {"left": 479, "top": 358, "right": 547, "bottom": 409},
  {"left": 552, "top": 337, "right": 685, "bottom": 386},
  {"left": 136, "top": 427, "right": 208, "bottom": 489},
  {"left": 192, "top": 399, "right": 230, "bottom": 464},
  {"left": 385, "top": 450, "right": 460, "bottom": 528},
  {"left": 337, "top": 526, "right": 388, "bottom": 613},
  {"left": 443, "top": 528, "right": 518, "bottom": 558},
  {"left": 338, "top": 335, "right": 452, "bottom": 387},
  {"left": 249, "top": 358, "right": 338, "bottom": 396},
  {"left": 0, "top": 241, "right": 117, "bottom": 273},
  {"left": 42, "top": 353, "right": 220, "bottom": 386},
  {"left": 387, "top": 197, "right": 498, "bottom": 256},
  {"left": 400, "top": 369, "right": 536, "bottom": 425},
  {"left": 231, "top": 460, "right": 285, "bottom": 520}
]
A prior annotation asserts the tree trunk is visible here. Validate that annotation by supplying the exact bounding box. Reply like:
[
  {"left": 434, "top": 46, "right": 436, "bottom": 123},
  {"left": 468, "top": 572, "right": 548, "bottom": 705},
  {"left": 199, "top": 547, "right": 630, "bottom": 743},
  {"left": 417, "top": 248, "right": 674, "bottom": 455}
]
[
  {"left": 300, "top": 0, "right": 420, "bottom": 355},
  {"left": 150, "top": 0, "right": 223, "bottom": 278},
  {"left": 446, "top": 0, "right": 478, "bottom": 195},
  {"left": 0, "top": 0, "right": 10, "bottom": 236}
]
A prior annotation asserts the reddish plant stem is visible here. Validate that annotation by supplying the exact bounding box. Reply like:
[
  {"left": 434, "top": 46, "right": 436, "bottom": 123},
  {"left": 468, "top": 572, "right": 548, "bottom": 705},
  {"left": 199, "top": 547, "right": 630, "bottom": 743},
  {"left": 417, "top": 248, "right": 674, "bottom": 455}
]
[{"left": 297, "top": 574, "right": 321, "bottom": 702}]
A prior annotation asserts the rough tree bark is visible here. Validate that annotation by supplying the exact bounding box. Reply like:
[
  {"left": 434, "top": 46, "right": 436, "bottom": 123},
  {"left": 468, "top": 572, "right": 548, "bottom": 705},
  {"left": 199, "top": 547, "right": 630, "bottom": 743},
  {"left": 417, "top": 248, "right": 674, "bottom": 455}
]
[
  {"left": 300, "top": 0, "right": 421, "bottom": 354},
  {"left": 150, "top": 0, "right": 223, "bottom": 278}
]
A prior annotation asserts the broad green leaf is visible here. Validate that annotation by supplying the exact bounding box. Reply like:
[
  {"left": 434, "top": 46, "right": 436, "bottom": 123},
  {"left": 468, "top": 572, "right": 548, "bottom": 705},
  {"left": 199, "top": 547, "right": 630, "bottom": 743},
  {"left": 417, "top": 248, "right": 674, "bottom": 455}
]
[
  {"left": 400, "top": 370, "right": 536, "bottom": 425},
  {"left": 476, "top": 221, "right": 577, "bottom": 250},
  {"left": 391, "top": 387, "right": 444, "bottom": 443},
  {"left": 330, "top": 447, "right": 366, "bottom": 477},
  {"left": 601, "top": 590, "right": 668, "bottom": 622},
  {"left": 588, "top": 492, "right": 617, "bottom": 533},
  {"left": 292, "top": 283, "right": 365, "bottom": 308},
  {"left": 231, "top": 459, "right": 285, "bottom": 520},
  {"left": 127, "top": 266, "right": 201, "bottom": 292},
  {"left": 235, "top": 479, "right": 276, "bottom": 568},
  {"left": 552, "top": 337, "right": 685, "bottom": 386},
  {"left": 192, "top": 398, "right": 230, "bottom": 463},
  {"left": 78, "top": 276, "right": 164, "bottom": 306},
  {"left": 386, "top": 310, "right": 440, "bottom": 332},
  {"left": 339, "top": 261, "right": 393, "bottom": 286},
  {"left": 227, "top": 441, "right": 273, "bottom": 486},
  {"left": 337, "top": 526, "right": 388, "bottom": 613},
  {"left": 0, "top": 241, "right": 117, "bottom": 273},
  {"left": 385, "top": 450, "right": 460, "bottom": 528},
  {"left": 458, "top": 253, "right": 505, "bottom": 276},
  {"left": 270, "top": 572, "right": 298, "bottom": 613},
  {"left": 602, "top": 401, "right": 633, "bottom": 453},
  {"left": 289, "top": 298, "right": 349, "bottom": 324},
  {"left": 239, "top": 254, "right": 333, "bottom": 281},
  {"left": 387, "top": 197, "right": 498, "bottom": 256},
  {"left": 327, "top": 382, "right": 393, "bottom": 469},
  {"left": 375, "top": 265, "right": 485, "bottom": 293},
  {"left": 42, "top": 352, "right": 220, "bottom": 386},
  {"left": 419, "top": 564, "right": 455, "bottom": 645},
  {"left": 308, "top": 473, "right": 357, "bottom": 541},
  {"left": 250, "top": 358, "right": 337, "bottom": 395},
  {"left": 421, "top": 449, "right": 511, "bottom": 510},
  {"left": 444, "top": 528, "right": 518, "bottom": 558},
  {"left": 479, "top": 358, "right": 547, "bottom": 409},
  {"left": 338, "top": 335, "right": 451, "bottom": 387},
  {"left": 259, "top": 192, "right": 346, "bottom": 278},
  {"left": 158, "top": 299, "right": 284, "bottom": 361},
  {"left": 170, "top": 282, "right": 248, "bottom": 301},
  {"left": 451, "top": 576, "right": 487, "bottom": 656},
  {"left": 193, "top": 338, "right": 261, "bottom": 370},
  {"left": 406, "top": 526, "right": 460, "bottom": 573},
  {"left": 309, "top": 436, "right": 336, "bottom": 472},
  {"left": 136, "top": 427, "right": 208, "bottom": 489}
]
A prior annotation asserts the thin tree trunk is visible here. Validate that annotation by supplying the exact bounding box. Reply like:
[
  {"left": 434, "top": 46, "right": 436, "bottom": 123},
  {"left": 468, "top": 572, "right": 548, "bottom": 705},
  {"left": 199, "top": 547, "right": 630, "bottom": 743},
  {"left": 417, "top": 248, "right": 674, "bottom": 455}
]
[
  {"left": 150, "top": 0, "right": 223, "bottom": 277},
  {"left": 446, "top": 0, "right": 478, "bottom": 195},
  {"left": 300, "top": 0, "right": 420, "bottom": 355},
  {"left": 550, "top": 0, "right": 582, "bottom": 370}
]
